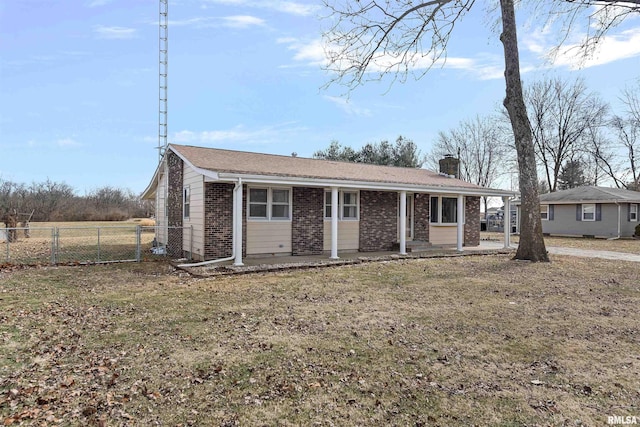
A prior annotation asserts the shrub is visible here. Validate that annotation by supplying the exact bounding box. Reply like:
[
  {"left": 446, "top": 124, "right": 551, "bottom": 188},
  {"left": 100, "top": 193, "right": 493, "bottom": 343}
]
[{"left": 635, "top": 223, "right": 640, "bottom": 237}]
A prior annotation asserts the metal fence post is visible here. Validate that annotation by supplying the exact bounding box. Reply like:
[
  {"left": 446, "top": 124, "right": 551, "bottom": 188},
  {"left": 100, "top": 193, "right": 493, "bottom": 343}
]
[
  {"left": 97, "top": 227, "right": 101, "bottom": 263},
  {"left": 136, "top": 225, "right": 141, "bottom": 262},
  {"left": 52, "top": 227, "right": 58, "bottom": 265},
  {"left": 4, "top": 230, "right": 9, "bottom": 263}
]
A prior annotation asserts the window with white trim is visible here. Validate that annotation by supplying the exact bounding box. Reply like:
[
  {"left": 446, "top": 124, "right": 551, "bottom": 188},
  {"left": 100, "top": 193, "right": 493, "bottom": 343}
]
[
  {"left": 540, "top": 204, "right": 549, "bottom": 220},
  {"left": 325, "top": 191, "right": 359, "bottom": 220},
  {"left": 271, "top": 189, "right": 290, "bottom": 219},
  {"left": 248, "top": 187, "right": 290, "bottom": 220},
  {"left": 249, "top": 188, "right": 268, "bottom": 218},
  {"left": 183, "top": 186, "right": 190, "bottom": 219},
  {"left": 582, "top": 203, "right": 595, "bottom": 221},
  {"left": 631, "top": 204, "right": 638, "bottom": 221},
  {"left": 430, "top": 196, "right": 464, "bottom": 224}
]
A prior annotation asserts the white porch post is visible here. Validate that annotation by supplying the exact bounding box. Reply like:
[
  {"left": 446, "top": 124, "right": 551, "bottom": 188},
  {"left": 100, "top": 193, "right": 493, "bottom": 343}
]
[
  {"left": 399, "top": 190, "right": 407, "bottom": 255},
  {"left": 503, "top": 196, "right": 511, "bottom": 249},
  {"left": 456, "top": 194, "right": 464, "bottom": 252},
  {"left": 234, "top": 180, "right": 244, "bottom": 266},
  {"left": 330, "top": 187, "right": 339, "bottom": 259}
]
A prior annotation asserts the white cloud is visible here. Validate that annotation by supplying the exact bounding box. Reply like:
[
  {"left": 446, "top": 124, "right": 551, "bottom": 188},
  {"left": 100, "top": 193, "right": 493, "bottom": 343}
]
[
  {"left": 94, "top": 25, "right": 137, "bottom": 40},
  {"left": 323, "top": 96, "right": 372, "bottom": 117},
  {"left": 552, "top": 27, "right": 640, "bottom": 69},
  {"left": 87, "top": 0, "right": 113, "bottom": 7},
  {"left": 172, "top": 123, "right": 307, "bottom": 146},
  {"left": 166, "top": 15, "right": 265, "bottom": 29},
  {"left": 278, "top": 38, "right": 326, "bottom": 66},
  {"left": 280, "top": 37, "right": 509, "bottom": 81},
  {"left": 56, "top": 138, "right": 82, "bottom": 148},
  {"left": 222, "top": 15, "right": 266, "bottom": 29},
  {"left": 202, "top": 0, "right": 319, "bottom": 16}
]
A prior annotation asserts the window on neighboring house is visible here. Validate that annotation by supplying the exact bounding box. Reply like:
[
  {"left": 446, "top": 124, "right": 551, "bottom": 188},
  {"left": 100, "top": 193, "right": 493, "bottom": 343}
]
[
  {"left": 325, "top": 191, "right": 359, "bottom": 220},
  {"left": 249, "top": 187, "right": 290, "bottom": 220},
  {"left": 630, "top": 204, "right": 638, "bottom": 221},
  {"left": 540, "top": 205, "right": 549, "bottom": 220},
  {"left": 430, "top": 196, "right": 463, "bottom": 224},
  {"left": 582, "top": 203, "right": 595, "bottom": 221},
  {"left": 183, "top": 186, "right": 190, "bottom": 219}
]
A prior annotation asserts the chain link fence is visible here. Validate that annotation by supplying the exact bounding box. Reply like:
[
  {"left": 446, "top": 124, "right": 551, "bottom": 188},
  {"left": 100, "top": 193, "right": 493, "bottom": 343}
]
[{"left": 1, "top": 225, "right": 191, "bottom": 266}]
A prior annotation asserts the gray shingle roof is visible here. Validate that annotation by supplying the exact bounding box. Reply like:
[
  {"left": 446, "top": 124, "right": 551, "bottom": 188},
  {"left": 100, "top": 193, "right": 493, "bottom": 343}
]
[
  {"left": 539, "top": 186, "right": 640, "bottom": 203},
  {"left": 170, "top": 144, "right": 489, "bottom": 191}
]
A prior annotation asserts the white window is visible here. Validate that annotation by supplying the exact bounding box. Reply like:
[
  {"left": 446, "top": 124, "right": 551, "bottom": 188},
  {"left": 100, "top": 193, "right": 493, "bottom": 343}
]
[
  {"left": 540, "top": 205, "right": 549, "bottom": 220},
  {"left": 183, "top": 186, "right": 190, "bottom": 219},
  {"left": 325, "top": 191, "right": 359, "bottom": 220},
  {"left": 248, "top": 187, "right": 290, "bottom": 220},
  {"left": 582, "top": 203, "right": 595, "bottom": 221},
  {"left": 271, "top": 189, "right": 290, "bottom": 219},
  {"left": 631, "top": 204, "right": 638, "bottom": 221},
  {"left": 430, "top": 196, "right": 464, "bottom": 224},
  {"left": 249, "top": 188, "right": 268, "bottom": 218},
  {"left": 342, "top": 192, "right": 358, "bottom": 219}
]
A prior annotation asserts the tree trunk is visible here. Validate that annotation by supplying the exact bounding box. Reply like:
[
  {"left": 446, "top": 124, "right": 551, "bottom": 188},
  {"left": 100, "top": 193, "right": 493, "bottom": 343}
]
[{"left": 499, "top": 0, "right": 549, "bottom": 262}]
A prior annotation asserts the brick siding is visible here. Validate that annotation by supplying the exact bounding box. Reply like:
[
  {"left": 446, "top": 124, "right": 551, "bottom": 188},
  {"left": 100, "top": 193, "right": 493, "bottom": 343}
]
[
  {"left": 292, "top": 187, "right": 324, "bottom": 255},
  {"left": 413, "top": 193, "right": 430, "bottom": 241},
  {"left": 464, "top": 196, "right": 480, "bottom": 246},
  {"left": 359, "top": 191, "right": 397, "bottom": 252},
  {"left": 204, "top": 182, "right": 234, "bottom": 259}
]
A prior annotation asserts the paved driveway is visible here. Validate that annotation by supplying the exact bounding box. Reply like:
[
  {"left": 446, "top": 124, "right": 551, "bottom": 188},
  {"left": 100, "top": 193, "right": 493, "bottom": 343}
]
[{"left": 479, "top": 241, "right": 640, "bottom": 262}]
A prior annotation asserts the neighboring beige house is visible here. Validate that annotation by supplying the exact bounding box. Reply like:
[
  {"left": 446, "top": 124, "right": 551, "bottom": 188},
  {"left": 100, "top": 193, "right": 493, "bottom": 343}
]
[
  {"left": 142, "top": 144, "right": 515, "bottom": 264},
  {"left": 514, "top": 186, "right": 640, "bottom": 238}
]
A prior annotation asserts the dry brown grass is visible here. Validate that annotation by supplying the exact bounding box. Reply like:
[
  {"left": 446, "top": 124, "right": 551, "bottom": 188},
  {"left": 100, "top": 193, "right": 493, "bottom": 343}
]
[{"left": 1, "top": 255, "right": 639, "bottom": 426}]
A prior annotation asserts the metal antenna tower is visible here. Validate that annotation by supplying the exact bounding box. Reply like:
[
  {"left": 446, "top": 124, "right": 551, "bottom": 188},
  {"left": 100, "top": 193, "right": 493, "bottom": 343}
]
[{"left": 158, "top": 0, "right": 168, "bottom": 160}]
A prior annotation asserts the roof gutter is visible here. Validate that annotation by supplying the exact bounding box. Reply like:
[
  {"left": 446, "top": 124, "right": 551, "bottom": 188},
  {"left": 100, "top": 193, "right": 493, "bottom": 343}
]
[{"left": 215, "top": 173, "right": 516, "bottom": 198}]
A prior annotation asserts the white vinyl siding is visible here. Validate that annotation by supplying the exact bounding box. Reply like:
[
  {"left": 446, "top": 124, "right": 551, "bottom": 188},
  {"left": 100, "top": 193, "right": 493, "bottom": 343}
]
[
  {"left": 323, "top": 221, "right": 359, "bottom": 251},
  {"left": 182, "top": 166, "right": 204, "bottom": 258},
  {"left": 428, "top": 225, "right": 457, "bottom": 245},
  {"left": 246, "top": 221, "right": 292, "bottom": 255}
]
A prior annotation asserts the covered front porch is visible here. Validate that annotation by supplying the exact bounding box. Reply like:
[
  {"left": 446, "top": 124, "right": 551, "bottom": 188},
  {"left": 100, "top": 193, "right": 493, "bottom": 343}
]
[{"left": 179, "top": 239, "right": 515, "bottom": 277}]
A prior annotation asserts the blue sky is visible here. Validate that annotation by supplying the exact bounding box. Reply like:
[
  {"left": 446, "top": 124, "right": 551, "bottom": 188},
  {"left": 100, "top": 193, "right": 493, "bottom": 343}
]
[{"left": 1, "top": 0, "right": 639, "bottom": 195}]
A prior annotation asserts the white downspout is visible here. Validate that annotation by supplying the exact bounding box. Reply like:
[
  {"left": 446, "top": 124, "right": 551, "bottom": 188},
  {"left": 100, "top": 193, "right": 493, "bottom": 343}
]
[
  {"left": 399, "top": 190, "right": 407, "bottom": 255},
  {"left": 456, "top": 194, "right": 464, "bottom": 252},
  {"left": 330, "top": 187, "right": 339, "bottom": 259},
  {"left": 177, "top": 179, "right": 242, "bottom": 268},
  {"left": 608, "top": 200, "right": 621, "bottom": 240},
  {"left": 233, "top": 178, "right": 244, "bottom": 266}
]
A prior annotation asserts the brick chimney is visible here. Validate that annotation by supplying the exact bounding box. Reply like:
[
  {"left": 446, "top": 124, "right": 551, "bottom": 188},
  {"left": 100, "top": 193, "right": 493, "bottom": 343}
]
[{"left": 439, "top": 154, "right": 460, "bottom": 179}]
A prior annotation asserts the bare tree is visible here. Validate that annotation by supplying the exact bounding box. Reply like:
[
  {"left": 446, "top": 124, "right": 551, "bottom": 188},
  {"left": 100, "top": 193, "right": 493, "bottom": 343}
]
[
  {"left": 525, "top": 77, "right": 609, "bottom": 192},
  {"left": 429, "top": 115, "right": 511, "bottom": 215},
  {"left": 609, "top": 114, "right": 639, "bottom": 188},
  {"left": 322, "top": 0, "right": 549, "bottom": 261},
  {"left": 321, "top": 0, "right": 637, "bottom": 261}
]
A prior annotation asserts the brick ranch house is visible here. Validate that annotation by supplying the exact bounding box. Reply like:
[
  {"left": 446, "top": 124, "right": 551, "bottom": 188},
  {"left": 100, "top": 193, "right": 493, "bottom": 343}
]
[{"left": 142, "top": 144, "right": 515, "bottom": 265}]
